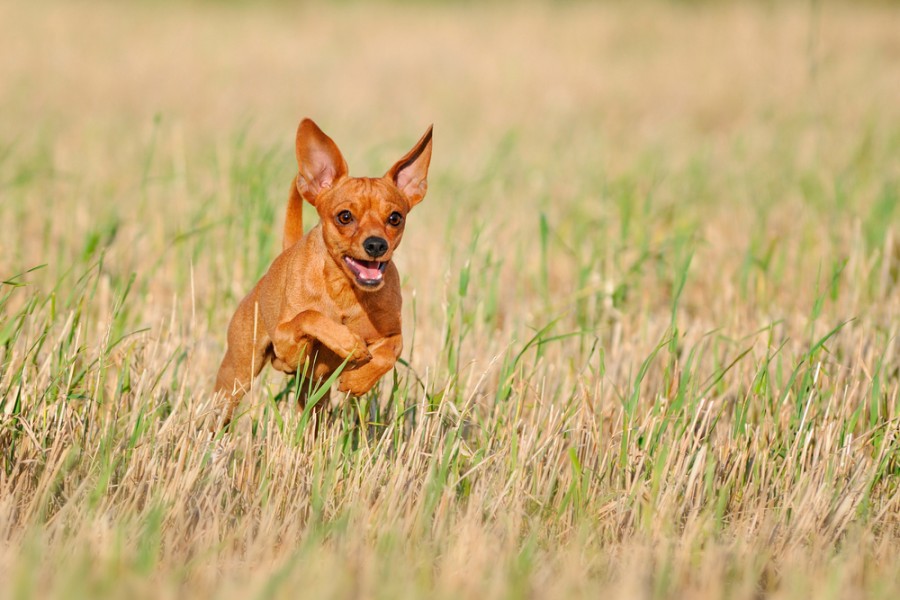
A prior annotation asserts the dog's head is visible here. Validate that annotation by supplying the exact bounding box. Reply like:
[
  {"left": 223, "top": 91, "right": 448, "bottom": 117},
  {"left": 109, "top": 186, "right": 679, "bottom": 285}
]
[{"left": 293, "top": 118, "right": 432, "bottom": 291}]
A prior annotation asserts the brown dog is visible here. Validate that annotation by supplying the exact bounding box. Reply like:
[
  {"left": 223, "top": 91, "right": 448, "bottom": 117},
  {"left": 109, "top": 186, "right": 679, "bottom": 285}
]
[{"left": 213, "top": 118, "right": 432, "bottom": 426}]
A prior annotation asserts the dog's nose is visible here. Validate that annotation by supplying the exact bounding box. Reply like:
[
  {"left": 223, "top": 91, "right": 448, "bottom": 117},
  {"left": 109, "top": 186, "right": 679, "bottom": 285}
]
[{"left": 363, "top": 236, "right": 388, "bottom": 258}]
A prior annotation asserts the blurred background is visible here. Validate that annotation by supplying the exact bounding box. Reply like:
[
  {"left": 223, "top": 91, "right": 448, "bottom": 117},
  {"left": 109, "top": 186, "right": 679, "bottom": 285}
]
[
  {"left": 3, "top": 2, "right": 897, "bottom": 282},
  {"left": 2, "top": 2, "right": 900, "bottom": 597}
]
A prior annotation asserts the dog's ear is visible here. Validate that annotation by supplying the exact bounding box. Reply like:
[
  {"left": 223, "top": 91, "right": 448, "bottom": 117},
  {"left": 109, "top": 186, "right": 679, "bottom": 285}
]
[
  {"left": 295, "top": 119, "right": 348, "bottom": 206},
  {"left": 386, "top": 125, "right": 433, "bottom": 208}
]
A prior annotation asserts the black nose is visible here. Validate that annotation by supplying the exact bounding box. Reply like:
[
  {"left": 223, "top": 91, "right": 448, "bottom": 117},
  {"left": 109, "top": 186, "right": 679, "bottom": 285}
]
[{"left": 363, "top": 236, "right": 388, "bottom": 258}]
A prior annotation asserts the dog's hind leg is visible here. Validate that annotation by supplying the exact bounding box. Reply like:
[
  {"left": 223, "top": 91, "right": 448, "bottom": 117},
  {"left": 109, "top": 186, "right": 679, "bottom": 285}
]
[{"left": 212, "top": 292, "right": 270, "bottom": 429}]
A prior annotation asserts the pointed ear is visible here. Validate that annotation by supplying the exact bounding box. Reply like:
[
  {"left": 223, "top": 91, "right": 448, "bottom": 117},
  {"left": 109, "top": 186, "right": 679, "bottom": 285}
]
[
  {"left": 295, "top": 118, "right": 348, "bottom": 206},
  {"left": 385, "top": 125, "right": 432, "bottom": 208}
]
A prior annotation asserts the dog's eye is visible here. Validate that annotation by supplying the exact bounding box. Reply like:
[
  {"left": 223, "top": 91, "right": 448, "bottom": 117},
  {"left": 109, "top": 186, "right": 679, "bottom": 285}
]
[
  {"left": 336, "top": 210, "right": 354, "bottom": 225},
  {"left": 387, "top": 212, "right": 403, "bottom": 227}
]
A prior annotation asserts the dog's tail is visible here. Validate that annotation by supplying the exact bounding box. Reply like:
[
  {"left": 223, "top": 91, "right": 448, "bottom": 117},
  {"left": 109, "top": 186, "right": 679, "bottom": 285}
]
[{"left": 283, "top": 175, "right": 304, "bottom": 251}]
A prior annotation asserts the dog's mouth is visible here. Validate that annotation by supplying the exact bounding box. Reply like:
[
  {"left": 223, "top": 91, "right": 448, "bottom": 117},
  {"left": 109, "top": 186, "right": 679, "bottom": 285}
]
[{"left": 343, "top": 256, "right": 388, "bottom": 287}]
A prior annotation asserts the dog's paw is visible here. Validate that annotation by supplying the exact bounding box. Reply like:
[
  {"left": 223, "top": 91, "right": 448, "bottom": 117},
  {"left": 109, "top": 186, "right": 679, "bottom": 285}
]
[
  {"left": 271, "top": 356, "right": 294, "bottom": 373},
  {"left": 337, "top": 371, "right": 375, "bottom": 396},
  {"left": 342, "top": 336, "right": 372, "bottom": 366}
]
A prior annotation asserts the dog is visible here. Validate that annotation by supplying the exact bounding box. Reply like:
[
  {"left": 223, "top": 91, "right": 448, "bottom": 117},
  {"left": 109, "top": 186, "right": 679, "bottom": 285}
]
[{"left": 213, "top": 118, "right": 432, "bottom": 426}]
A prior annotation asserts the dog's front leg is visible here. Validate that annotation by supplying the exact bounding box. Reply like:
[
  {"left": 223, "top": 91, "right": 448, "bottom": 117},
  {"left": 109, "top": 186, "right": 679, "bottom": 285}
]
[
  {"left": 337, "top": 334, "right": 402, "bottom": 396},
  {"left": 272, "top": 310, "right": 372, "bottom": 371}
]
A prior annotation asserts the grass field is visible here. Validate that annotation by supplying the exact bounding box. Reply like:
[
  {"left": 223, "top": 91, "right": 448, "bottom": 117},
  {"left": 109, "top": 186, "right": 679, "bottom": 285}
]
[{"left": 1, "top": 0, "right": 899, "bottom": 597}]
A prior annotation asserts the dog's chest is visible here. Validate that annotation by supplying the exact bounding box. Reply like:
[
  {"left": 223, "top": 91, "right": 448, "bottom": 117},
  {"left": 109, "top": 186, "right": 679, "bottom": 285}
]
[
  {"left": 339, "top": 304, "right": 381, "bottom": 341},
  {"left": 317, "top": 263, "right": 394, "bottom": 341}
]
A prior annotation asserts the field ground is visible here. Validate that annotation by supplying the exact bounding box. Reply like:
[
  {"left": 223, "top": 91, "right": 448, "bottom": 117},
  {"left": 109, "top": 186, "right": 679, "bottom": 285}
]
[{"left": 1, "top": 1, "right": 899, "bottom": 598}]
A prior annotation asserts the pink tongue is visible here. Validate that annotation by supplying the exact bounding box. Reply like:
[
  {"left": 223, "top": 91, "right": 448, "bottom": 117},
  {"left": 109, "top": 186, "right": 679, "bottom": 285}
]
[
  {"left": 349, "top": 258, "right": 382, "bottom": 280},
  {"left": 358, "top": 263, "right": 381, "bottom": 280}
]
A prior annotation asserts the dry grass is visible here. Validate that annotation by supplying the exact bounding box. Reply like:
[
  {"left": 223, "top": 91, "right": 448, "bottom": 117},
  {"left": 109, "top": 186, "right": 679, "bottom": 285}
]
[{"left": 1, "top": 1, "right": 899, "bottom": 598}]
